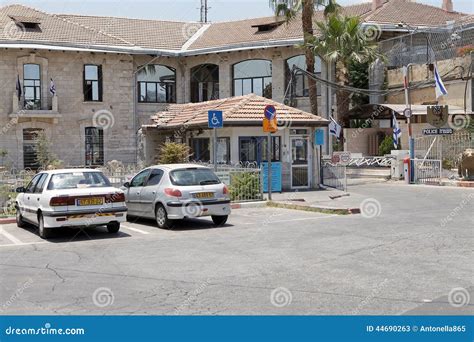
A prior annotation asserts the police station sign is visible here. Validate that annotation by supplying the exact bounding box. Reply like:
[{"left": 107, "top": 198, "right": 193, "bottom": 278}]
[{"left": 422, "top": 127, "right": 454, "bottom": 135}]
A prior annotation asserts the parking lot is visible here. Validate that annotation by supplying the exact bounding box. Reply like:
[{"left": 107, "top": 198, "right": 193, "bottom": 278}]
[{"left": 0, "top": 183, "right": 472, "bottom": 315}]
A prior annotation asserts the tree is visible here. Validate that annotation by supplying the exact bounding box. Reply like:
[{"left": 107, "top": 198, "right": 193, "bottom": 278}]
[
  {"left": 306, "top": 13, "right": 382, "bottom": 127},
  {"left": 34, "top": 132, "right": 63, "bottom": 170},
  {"left": 270, "top": 1, "right": 320, "bottom": 116},
  {"left": 157, "top": 142, "right": 192, "bottom": 164}
]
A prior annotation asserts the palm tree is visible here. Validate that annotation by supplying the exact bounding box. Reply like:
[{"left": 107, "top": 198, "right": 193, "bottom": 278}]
[
  {"left": 269, "top": 1, "right": 341, "bottom": 116},
  {"left": 306, "top": 13, "right": 382, "bottom": 127}
]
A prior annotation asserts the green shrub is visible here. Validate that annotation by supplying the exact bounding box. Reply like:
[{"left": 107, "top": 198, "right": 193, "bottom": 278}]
[
  {"left": 157, "top": 142, "right": 192, "bottom": 164},
  {"left": 378, "top": 135, "right": 400, "bottom": 156},
  {"left": 229, "top": 172, "right": 262, "bottom": 202}
]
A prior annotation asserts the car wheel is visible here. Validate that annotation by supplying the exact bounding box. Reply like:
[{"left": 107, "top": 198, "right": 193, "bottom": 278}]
[
  {"left": 155, "top": 204, "right": 174, "bottom": 229},
  {"left": 38, "top": 214, "right": 51, "bottom": 239},
  {"left": 16, "top": 206, "right": 26, "bottom": 228},
  {"left": 107, "top": 222, "right": 120, "bottom": 234},
  {"left": 211, "top": 215, "right": 228, "bottom": 226}
]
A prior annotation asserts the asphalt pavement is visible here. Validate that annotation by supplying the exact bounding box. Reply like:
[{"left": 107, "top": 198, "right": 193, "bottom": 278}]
[{"left": 0, "top": 183, "right": 472, "bottom": 315}]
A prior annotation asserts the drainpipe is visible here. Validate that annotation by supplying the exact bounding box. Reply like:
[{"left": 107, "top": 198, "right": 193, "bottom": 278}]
[{"left": 133, "top": 66, "right": 138, "bottom": 164}]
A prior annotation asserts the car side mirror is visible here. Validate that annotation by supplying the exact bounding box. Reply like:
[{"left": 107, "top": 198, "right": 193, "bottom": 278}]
[
  {"left": 15, "top": 186, "right": 25, "bottom": 193},
  {"left": 123, "top": 182, "right": 130, "bottom": 188}
]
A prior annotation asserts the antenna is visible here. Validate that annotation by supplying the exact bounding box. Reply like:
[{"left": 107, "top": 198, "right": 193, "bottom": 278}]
[{"left": 200, "top": 0, "right": 209, "bottom": 23}]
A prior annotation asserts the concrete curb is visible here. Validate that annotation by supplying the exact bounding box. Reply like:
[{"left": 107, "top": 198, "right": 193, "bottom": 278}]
[
  {"left": 231, "top": 201, "right": 267, "bottom": 209},
  {"left": 267, "top": 201, "right": 360, "bottom": 215},
  {"left": 0, "top": 217, "right": 16, "bottom": 224},
  {"left": 440, "top": 180, "right": 474, "bottom": 188}
]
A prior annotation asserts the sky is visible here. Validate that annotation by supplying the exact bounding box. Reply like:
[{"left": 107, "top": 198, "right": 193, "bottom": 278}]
[{"left": 1, "top": 0, "right": 473, "bottom": 21}]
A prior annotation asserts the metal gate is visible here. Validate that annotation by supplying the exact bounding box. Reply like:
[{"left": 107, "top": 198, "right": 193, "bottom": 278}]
[
  {"left": 413, "top": 159, "right": 442, "bottom": 185},
  {"left": 322, "top": 162, "right": 347, "bottom": 191}
]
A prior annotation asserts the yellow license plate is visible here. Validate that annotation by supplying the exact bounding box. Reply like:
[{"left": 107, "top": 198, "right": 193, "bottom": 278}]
[
  {"left": 193, "top": 192, "right": 214, "bottom": 199},
  {"left": 76, "top": 197, "right": 104, "bottom": 206}
]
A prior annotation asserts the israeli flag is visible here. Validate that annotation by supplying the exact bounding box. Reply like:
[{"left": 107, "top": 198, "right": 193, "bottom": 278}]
[
  {"left": 392, "top": 112, "right": 401, "bottom": 149},
  {"left": 16, "top": 74, "right": 22, "bottom": 99},
  {"left": 434, "top": 64, "right": 447, "bottom": 99},
  {"left": 329, "top": 117, "right": 342, "bottom": 139},
  {"left": 49, "top": 78, "right": 56, "bottom": 96}
]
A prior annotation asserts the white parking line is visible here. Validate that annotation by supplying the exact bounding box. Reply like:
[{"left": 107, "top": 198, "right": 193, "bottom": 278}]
[
  {"left": 0, "top": 227, "right": 23, "bottom": 245},
  {"left": 121, "top": 225, "right": 151, "bottom": 235},
  {"left": 0, "top": 242, "right": 48, "bottom": 248}
]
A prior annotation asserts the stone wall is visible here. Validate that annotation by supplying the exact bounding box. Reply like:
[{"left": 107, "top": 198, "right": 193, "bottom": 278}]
[{"left": 0, "top": 46, "right": 330, "bottom": 169}]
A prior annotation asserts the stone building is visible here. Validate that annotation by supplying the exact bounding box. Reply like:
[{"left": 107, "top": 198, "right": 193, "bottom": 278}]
[{"left": 0, "top": 1, "right": 467, "bottom": 171}]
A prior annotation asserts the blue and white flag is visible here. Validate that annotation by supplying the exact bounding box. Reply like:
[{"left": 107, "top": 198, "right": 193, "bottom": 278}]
[
  {"left": 16, "top": 74, "right": 22, "bottom": 99},
  {"left": 434, "top": 64, "right": 447, "bottom": 99},
  {"left": 329, "top": 117, "right": 342, "bottom": 139},
  {"left": 49, "top": 78, "right": 56, "bottom": 96},
  {"left": 392, "top": 112, "right": 401, "bottom": 148}
]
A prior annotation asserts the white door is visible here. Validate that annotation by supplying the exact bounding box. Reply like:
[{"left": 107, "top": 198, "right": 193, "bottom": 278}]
[{"left": 290, "top": 137, "right": 310, "bottom": 189}]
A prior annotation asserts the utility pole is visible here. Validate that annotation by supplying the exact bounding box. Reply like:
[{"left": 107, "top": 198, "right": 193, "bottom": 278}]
[
  {"left": 403, "top": 64, "right": 415, "bottom": 183},
  {"left": 200, "top": 0, "right": 208, "bottom": 23}
]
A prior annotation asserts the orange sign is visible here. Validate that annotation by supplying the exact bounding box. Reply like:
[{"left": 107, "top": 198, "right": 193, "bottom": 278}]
[{"left": 263, "top": 118, "right": 277, "bottom": 133}]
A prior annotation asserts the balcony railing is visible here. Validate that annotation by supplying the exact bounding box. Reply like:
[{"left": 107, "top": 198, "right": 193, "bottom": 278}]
[{"left": 10, "top": 93, "right": 61, "bottom": 122}]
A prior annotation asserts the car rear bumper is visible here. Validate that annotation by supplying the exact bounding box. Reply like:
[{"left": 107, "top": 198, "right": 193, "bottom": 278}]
[
  {"left": 42, "top": 207, "right": 127, "bottom": 228},
  {"left": 166, "top": 200, "right": 231, "bottom": 219}
]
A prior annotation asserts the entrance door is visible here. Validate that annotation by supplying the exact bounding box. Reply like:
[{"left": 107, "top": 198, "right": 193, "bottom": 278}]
[{"left": 291, "top": 137, "right": 310, "bottom": 189}]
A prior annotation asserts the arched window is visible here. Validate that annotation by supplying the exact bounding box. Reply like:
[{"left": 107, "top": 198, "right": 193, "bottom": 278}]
[
  {"left": 23, "top": 128, "right": 43, "bottom": 170},
  {"left": 191, "top": 64, "right": 219, "bottom": 103},
  {"left": 233, "top": 60, "right": 272, "bottom": 98},
  {"left": 137, "top": 64, "right": 176, "bottom": 103},
  {"left": 23, "top": 64, "right": 41, "bottom": 109},
  {"left": 85, "top": 127, "right": 104, "bottom": 166},
  {"left": 285, "top": 55, "right": 322, "bottom": 97}
]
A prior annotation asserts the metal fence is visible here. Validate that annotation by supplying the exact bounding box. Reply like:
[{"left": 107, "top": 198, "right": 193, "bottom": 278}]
[
  {"left": 379, "top": 16, "right": 474, "bottom": 68},
  {"left": 322, "top": 162, "right": 347, "bottom": 191},
  {"left": 414, "top": 131, "right": 473, "bottom": 170},
  {"left": 413, "top": 159, "right": 442, "bottom": 185},
  {"left": 194, "top": 163, "right": 264, "bottom": 202}
]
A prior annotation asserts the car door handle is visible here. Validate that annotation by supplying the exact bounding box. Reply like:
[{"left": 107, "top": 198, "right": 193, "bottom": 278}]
[
  {"left": 27, "top": 197, "right": 30, "bottom": 200},
  {"left": 152, "top": 191, "right": 156, "bottom": 194},
  {"left": 37, "top": 198, "right": 40, "bottom": 201},
  {"left": 136, "top": 192, "right": 140, "bottom": 195}
]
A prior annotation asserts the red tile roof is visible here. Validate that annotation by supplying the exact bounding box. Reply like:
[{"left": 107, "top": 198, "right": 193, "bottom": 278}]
[
  {"left": 0, "top": 2, "right": 469, "bottom": 53},
  {"left": 145, "top": 94, "right": 329, "bottom": 129}
]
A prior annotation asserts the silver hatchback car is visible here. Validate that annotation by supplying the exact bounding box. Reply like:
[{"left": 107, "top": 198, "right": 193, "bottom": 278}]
[{"left": 123, "top": 164, "right": 231, "bottom": 228}]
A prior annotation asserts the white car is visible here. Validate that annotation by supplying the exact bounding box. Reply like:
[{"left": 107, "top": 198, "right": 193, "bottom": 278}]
[
  {"left": 15, "top": 169, "right": 127, "bottom": 239},
  {"left": 123, "top": 164, "right": 231, "bottom": 229}
]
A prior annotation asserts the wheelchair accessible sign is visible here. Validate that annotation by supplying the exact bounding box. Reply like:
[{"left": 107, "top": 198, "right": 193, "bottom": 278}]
[{"left": 208, "top": 110, "right": 223, "bottom": 128}]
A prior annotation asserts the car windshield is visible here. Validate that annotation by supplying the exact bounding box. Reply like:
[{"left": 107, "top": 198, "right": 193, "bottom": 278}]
[
  {"left": 47, "top": 172, "right": 111, "bottom": 190},
  {"left": 169, "top": 168, "right": 221, "bottom": 186}
]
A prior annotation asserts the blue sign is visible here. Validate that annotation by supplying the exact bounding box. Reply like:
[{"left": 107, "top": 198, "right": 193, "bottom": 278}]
[
  {"left": 262, "top": 161, "right": 282, "bottom": 193},
  {"left": 264, "top": 105, "right": 276, "bottom": 120},
  {"left": 208, "top": 110, "right": 223, "bottom": 128},
  {"left": 315, "top": 129, "right": 325, "bottom": 146}
]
